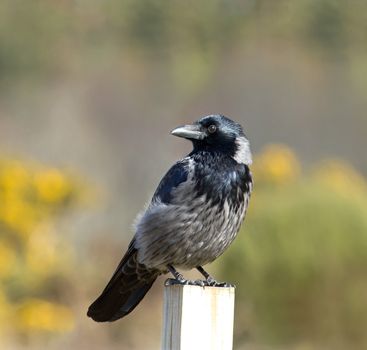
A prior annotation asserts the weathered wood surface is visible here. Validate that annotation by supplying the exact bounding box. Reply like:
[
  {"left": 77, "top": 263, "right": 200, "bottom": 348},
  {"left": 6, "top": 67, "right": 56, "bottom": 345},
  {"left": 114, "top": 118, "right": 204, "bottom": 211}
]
[{"left": 162, "top": 284, "right": 235, "bottom": 350}]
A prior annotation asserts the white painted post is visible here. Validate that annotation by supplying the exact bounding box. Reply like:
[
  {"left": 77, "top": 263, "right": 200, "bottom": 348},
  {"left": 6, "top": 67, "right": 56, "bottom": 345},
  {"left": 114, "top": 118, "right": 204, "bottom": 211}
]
[{"left": 161, "top": 284, "right": 235, "bottom": 350}]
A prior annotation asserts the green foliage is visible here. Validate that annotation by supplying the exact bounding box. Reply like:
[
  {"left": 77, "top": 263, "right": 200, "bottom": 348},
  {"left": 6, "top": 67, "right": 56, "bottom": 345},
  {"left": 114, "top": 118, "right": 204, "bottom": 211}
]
[
  {"left": 0, "top": 0, "right": 72, "bottom": 80},
  {"left": 2, "top": 0, "right": 367, "bottom": 89},
  {"left": 217, "top": 147, "right": 367, "bottom": 348}
]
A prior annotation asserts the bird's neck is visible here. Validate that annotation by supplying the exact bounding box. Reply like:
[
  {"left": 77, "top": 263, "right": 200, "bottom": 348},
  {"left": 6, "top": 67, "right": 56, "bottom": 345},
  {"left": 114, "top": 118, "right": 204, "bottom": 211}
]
[
  {"left": 188, "top": 150, "right": 240, "bottom": 175},
  {"left": 191, "top": 138, "right": 252, "bottom": 166},
  {"left": 189, "top": 148, "right": 232, "bottom": 162},
  {"left": 233, "top": 137, "right": 252, "bottom": 165}
]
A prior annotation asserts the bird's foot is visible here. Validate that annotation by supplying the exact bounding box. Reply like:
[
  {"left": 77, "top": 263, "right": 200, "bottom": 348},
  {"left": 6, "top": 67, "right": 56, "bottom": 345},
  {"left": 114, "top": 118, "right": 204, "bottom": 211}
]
[
  {"left": 204, "top": 277, "right": 235, "bottom": 288},
  {"left": 166, "top": 264, "right": 206, "bottom": 287},
  {"left": 164, "top": 278, "right": 234, "bottom": 288},
  {"left": 213, "top": 281, "right": 235, "bottom": 288},
  {"left": 165, "top": 278, "right": 206, "bottom": 287},
  {"left": 196, "top": 266, "right": 234, "bottom": 288}
]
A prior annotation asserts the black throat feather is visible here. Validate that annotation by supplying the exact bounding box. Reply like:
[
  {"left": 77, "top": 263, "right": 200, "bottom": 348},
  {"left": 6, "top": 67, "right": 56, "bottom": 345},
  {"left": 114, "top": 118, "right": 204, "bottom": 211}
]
[{"left": 191, "top": 151, "right": 252, "bottom": 211}]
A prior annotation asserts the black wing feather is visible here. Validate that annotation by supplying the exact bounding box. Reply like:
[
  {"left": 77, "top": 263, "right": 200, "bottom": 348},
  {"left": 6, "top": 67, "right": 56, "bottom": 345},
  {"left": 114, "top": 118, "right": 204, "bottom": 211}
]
[
  {"left": 152, "top": 160, "right": 189, "bottom": 204},
  {"left": 87, "top": 241, "right": 160, "bottom": 322}
]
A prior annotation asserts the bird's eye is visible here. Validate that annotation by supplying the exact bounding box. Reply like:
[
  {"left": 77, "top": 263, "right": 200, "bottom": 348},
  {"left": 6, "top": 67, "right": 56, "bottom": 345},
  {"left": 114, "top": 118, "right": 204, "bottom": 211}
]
[{"left": 208, "top": 125, "right": 217, "bottom": 134}]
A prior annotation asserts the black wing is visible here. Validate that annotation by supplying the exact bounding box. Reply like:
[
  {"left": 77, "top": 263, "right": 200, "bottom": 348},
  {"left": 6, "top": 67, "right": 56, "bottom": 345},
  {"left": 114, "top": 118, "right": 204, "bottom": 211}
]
[
  {"left": 152, "top": 160, "right": 189, "bottom": 204},
  {"left": 87, "top": 241, "right": 160, "bottom": 322}
]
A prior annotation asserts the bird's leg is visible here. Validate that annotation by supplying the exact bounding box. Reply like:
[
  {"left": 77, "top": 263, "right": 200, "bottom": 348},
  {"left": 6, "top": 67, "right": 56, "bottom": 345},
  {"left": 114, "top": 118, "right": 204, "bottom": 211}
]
[
  {"left": 165, "top": 265, "right": 205, "bottom": 287},
  {"left": 196, "top": 266, "right": 235, "bottom": 288},
  {"left": 196, "top": 266, "right": 217, "bottom": 285},
  {"left": 167, "top": 264, "right": 186, "bottom": 283}
]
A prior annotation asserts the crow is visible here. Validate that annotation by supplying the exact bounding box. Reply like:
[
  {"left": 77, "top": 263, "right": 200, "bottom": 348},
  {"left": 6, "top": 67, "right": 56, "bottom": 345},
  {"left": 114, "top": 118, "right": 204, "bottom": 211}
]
[{"left": 87, "top": 115, "right": 253, "bottom": 322}]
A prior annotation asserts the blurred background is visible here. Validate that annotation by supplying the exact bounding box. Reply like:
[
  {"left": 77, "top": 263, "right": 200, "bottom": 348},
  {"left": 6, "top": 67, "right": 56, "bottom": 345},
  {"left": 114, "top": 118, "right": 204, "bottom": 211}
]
[{"left": 1, "top": 1, "right": 366, "bottom": 349}]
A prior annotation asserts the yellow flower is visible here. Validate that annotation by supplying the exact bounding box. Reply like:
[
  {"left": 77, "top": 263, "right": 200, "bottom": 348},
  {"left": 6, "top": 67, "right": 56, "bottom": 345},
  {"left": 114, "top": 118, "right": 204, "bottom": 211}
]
[
  {"left": 0, "top": 160, "right": 40, "bottom": 235},
  {"left": 15, "top": 299, "right": 74, "bottom": 333},
  {"left": 25, "top": 224, "right": 57, "bottom": 276},
  {"left": 33, "top": 169, "right": 72, "bottom": 204},
  {"left": 253, "top": 144, "right": 301, "bottom": 185},
  {"left": 23, "top": 223, "right": 75, "bottom": 280},
  {"left": 0, "top": 161, "right": 29, "bottom": 195},
  {"left": 0, "top": 198, "right": 39, "bottom": 236},
  {"left": 313, "top": 159, "right": 367, "bottom": 196}
]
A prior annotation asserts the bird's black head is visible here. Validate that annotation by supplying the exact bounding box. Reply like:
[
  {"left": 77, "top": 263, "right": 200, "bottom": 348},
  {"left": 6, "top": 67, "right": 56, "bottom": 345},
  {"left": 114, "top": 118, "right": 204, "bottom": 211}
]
[{"left": 171, "top": 114, "right": 252, "bottom": 165}]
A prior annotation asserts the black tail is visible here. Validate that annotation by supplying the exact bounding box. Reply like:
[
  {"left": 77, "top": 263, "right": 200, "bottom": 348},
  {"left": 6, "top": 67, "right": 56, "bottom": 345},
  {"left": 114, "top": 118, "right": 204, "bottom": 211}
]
[{"left": 87, "top": 245, "right": 160, "bottom": 322}]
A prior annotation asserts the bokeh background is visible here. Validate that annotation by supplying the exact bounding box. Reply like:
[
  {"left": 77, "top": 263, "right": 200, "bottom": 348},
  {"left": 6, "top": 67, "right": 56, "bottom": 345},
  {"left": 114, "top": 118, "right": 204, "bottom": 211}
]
[{"left": 1, "top": 1, "right": 366, "bottom": 349}]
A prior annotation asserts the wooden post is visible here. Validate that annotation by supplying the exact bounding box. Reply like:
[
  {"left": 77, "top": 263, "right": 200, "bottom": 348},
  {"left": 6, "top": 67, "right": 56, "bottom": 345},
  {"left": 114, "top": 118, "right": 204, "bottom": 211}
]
[{"left": 162, "top": 284, "right": 235, "bottom": 350}]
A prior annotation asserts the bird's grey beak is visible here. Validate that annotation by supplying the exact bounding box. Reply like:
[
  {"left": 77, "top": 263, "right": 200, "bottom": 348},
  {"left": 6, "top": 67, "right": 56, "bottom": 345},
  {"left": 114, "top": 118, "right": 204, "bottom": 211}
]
[{"left": 171, "top": 124, "right": 205, "bottom": 140}]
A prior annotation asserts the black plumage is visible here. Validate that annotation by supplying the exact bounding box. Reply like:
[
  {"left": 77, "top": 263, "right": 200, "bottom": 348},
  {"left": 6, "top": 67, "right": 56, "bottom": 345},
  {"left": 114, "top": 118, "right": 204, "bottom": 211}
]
[{"left": 87, "top": 115, "right": 253, "bottom": 322}]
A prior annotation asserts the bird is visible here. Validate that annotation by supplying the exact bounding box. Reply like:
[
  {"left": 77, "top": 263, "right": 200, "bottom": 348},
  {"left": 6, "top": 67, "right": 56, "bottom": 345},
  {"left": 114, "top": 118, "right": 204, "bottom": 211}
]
[{"left": 87, "top": 114, "right": 253, "bottom": 322}]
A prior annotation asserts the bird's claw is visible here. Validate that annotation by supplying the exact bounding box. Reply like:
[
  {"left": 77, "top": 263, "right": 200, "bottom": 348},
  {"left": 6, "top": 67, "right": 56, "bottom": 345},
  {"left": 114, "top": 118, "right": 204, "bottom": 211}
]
[
  {"left": 165, "top": 278, "right": 183, "bottom": 286},
  {"left": 190, "top": 279, "right": 206, "bottom": 287},
  {"left": 165, "top": 278, "right": 234, "bottom": 288},
  {"left": 204, "top": 278, "right": 235, "bottom": 288},
  {"left": 205, "top": 276, "right": 217, "bottom": 286},
  {"left": 212, "top": 281, "right": 235, "bottom": 288},
  {"left": 165, "top": 278, "right": 206, "bottom": 287}
]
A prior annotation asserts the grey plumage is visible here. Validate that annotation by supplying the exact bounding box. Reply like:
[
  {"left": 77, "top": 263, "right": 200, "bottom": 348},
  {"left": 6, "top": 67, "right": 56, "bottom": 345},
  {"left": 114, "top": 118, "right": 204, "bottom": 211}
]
[
  {"left": 87, "top": 114, "right": 253, "bottom": 322},
  {"left": 135, "top": 157, "right": 250, "bottom": 270}
]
